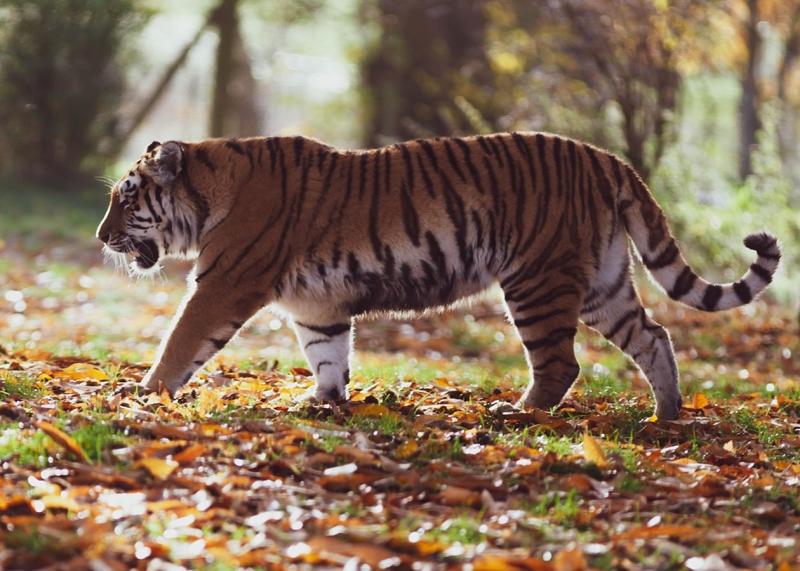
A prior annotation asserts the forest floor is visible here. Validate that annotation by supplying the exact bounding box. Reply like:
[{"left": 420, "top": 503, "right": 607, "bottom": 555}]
[{"left": 0, "top": 188, "right": 799, "bottom": 570}]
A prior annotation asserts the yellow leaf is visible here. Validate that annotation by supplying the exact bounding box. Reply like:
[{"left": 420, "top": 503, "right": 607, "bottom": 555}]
[
  {"left": 582, "top": 432, "right": 607, "bottom": 467},
  {"left": 723, "top": 440, "right": 736, "bottom": 454},
  {"left": 395, "top": 440, "right": 418, "bottom": 459},
  {"left": 36, "top": 421, "right": 89, "bottom": 462},
  {"left": 58, "top": 363, "right": 108, "bottom": 381},
  {"left": 351, "top": 404, "right": 403, "bottom": 422},
  {"left": 473, "top": 555, "right": 520, "bottom": 571},
  {"left": 690, "top": 393, "right": 709, "bottom": 409},
  {"left": 173, "top": 444, "right": 206, "bottom": 465},
  {"left": 646, "top": 414, "right": 659, "bottom": 423},
  {"left": 36, "top": 494, "right": 81, "bottom": 512},
  {"left": 137, "top": 457, "right": 178, "bottom": 480}
]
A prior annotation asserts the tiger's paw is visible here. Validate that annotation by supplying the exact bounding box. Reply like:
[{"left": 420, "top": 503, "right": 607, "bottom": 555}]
[
  {"left": 654, "top": 394, "right": 682, "bottom": 422},
  {"left": 314, "top": 384, "right": 349, "bottom": 403}
]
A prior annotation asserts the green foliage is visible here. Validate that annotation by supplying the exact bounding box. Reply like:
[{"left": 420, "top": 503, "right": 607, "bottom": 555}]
[
  {"left": 0, "top": 0, "right": 149, "bottom": 183},
  {"left": 652, "top": 91, "right": 798, "bottom": 304}
]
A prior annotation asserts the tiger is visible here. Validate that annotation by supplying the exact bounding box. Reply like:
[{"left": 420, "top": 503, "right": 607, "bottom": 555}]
[{"left": 96, "top": 133, "right": 781, "bottom": 420}]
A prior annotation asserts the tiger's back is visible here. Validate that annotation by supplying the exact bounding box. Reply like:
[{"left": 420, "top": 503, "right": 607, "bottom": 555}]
[{"left": 98, "top": 132, "right": 780, "bottom": 419}]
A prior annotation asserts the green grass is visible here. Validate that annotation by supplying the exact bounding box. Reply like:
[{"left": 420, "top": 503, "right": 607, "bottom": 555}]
[
  {"left": 1, "top": 527, "right": 75, "bottom": 556},
  {"left": 71, "top": 421, "right": 130, "bottom": 463},
  {"left": 427, "top": 514, "right": 487, "bottom": 545},
  {"left": 314, "top": 433, "right": 348, "bottom": 453},
  {"left": 524, "top": 489, "right": 581, "bottom": 525},
  {"left": 347, "top": 413, "right": 406, "bottom": 436},
  {"left": 0, "top": 182, "right": 106, "bottom": 249},
  {"left": 0, "top": 372, "right": 43, "bottom": 400},
  {"left": 730, "top": 407, "right": 783, "bottom": 446},
  {"left": 0, "top": 426, "right": 51, "bottom": 467},
  {"left": 418, "top": 437, "right": 465, "bottom": 462}
]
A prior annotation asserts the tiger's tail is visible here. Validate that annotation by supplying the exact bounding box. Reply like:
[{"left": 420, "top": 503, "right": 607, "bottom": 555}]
[{"left": 619, "top": 163, "right": 781, "bottom": 311}]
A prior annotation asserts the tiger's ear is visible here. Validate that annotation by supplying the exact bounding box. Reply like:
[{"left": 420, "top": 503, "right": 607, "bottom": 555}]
[{"left": 150, "top": 141, "right": 183, "bottom": 185}]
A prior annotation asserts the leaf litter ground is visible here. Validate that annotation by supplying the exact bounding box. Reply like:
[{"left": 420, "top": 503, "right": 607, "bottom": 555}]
[{"left": 0, "top": 237, "right": 799, "bottom": 570}]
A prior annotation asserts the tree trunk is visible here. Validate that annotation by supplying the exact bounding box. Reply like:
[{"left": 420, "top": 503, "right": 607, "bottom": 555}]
[
  {"left": 210, "top": 0, "right": 238, "bottom": 138},
  {"left": 776, "top": 4, "right": 800, "bottom": 178},
  {"left": 209, "top": 0, "right": 262, "bottom": 138},
  {"left": 738, "top": 0, "right": 761, "bottom": 180}
]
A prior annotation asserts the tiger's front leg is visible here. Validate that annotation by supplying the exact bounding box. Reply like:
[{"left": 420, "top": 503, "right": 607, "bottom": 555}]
[
  {"left": 143, "top": 283, "right": 267, "bottom": 395},
  {"left": 292, "top": 317, "right": 353, "bottom": 401}
]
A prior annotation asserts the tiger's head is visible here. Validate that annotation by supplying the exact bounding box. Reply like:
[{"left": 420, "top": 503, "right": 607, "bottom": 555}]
[{"left": 97, "top": 140, "right": 203, "bottom": 273}]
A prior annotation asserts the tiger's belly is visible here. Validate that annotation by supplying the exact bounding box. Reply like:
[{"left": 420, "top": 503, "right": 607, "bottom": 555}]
[{"left": 273, "top": 255, "right": 496, "bottom": 319}]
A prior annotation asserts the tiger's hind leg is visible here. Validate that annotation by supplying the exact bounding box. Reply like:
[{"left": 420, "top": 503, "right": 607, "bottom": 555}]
[
  {"left": 581, "top": 262, "right": 682, "bottom": 420},
  {"left": 503, "top": 278, "right": 582, "bottom": 411},
  {"left": 292, "top": 316, "right": 353, "bottom": 401}
]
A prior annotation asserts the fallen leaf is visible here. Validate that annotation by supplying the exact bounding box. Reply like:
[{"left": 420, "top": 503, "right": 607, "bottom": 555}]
[
  {"left": 173, "top": 444, "right": 206, "bottom": 465},
  {"left": 57, "top": 363, "right": 108, "bottom": 381},
  {"left": 136, "top": 457, "right": 179, "bottom": 480},
  {"left": 36, "top": 420, "right": 89, "bottom": 462},
  {"left": 582, "top": 432, "right": 607, "bottom": 467}
]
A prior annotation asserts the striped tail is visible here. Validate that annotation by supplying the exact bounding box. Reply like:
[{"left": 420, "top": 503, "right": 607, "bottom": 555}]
[{"left": 620, "top": 165, "right": 781, "bottom": 312}]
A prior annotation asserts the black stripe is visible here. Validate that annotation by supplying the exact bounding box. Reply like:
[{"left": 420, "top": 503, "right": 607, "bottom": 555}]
[
  {"left": 296, "top": 321, "right": 351, "bottom": 337},
  {"left": 304, "top": 338, "right": 331, "bottom": 349},
  {"left": 514, "top": 308, "right": 565, "bottom": 329},
  {"left": 606, "top": 308, "right": 638, "bottom": 339},
  {"left": 383, "top": 148, "right": 392, "bottom": 193},
  {"left": 425, "top": 231, "right": 448, "bottom": 277},
  {"left": 400, "top": 182, "right": 421, "bottom": 247},
  {"left": 669, "top": 266, "right": 697, "bottom": 300},
  {"left": 523, "top": 327, "right": 577, "bottom": 352},
  {"left": 358, "top": 153, "right": 368, "bottom": 200},
  {"left": 733, "top": 281, "right": 752, "bottom": 303},
  {"left": 702, "top": 285, "right": 723, "bottom": 311},
  {"left": 418, "top": 139, "right": 440, "bottom": 173},
  {"left": 195, "top": 148, "right": 216, "bottom": 171},
  {"left": 476, "top": 136, "right": 492, "bottom": 156},
  {"left": 443, "top": 139, "right": 467, "bottom": 183},
  {"left": 454, "top": 138, "right": 485, "bottom": 194},
  {"left": 293, "top": 136, "right": 305, "bottom": 167},
  {"left": 368, "top": 152, "right": 384, "bottom": 260},
  {"left": 400, "top": 143, "right": 416, "bottom": 194},
  {"left": 644, "top": 241, "right": 679, "bottom": 270},
  {"left": 209, "top": 338, "right": 227, "bottom": 350},
  {"left": 415, "top": 153, "right": 436, "bottom": 199},
  {"left": 749, "top": 263, "right": 772, "bottom": 283},
  {"left": 225, "top": 139, "right": 245, "bottom": 155}
]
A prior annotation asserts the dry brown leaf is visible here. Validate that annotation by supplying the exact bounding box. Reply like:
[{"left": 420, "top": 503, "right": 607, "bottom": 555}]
[
  {"left": 553, "top": 548, "right": 587, "bottom": 571},
  {"left": 36, "top": 420, "right": 89, "bottom": 462},
  {"left": 173, "top": 444, "right": 206, "bottom": 465}
]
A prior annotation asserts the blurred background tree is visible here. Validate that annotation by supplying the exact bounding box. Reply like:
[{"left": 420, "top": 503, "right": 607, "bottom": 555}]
[{"left": 0, "top": 0, "right": 148, "bottom": 184}]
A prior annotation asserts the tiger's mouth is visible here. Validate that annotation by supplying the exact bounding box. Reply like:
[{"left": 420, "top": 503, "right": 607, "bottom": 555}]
[{"left": 130, "top": 238, "right": 159, "bottom": 269}]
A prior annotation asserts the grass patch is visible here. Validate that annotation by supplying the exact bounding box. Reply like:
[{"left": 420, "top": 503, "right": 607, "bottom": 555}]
[
  {"left": 0, "top": 372, "right": 43, "bottom": 400},
  {"left": 427, "top": 514, "right": 487, "bottom": 545},
  {"left": 71, "top": 421, "right": 130, "bottom": 463},
  {"left": 347, "top": 414, "right": 406, "bottom": 437},
  {"left": 524, "top": 489, "right": 581, "bottom": 525},
  {"left": 0, "top": 426, "right": 51, "bottom": 467},
  {"left": 731, "top": 407, "right": 783, "bottom": 446}
]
